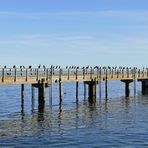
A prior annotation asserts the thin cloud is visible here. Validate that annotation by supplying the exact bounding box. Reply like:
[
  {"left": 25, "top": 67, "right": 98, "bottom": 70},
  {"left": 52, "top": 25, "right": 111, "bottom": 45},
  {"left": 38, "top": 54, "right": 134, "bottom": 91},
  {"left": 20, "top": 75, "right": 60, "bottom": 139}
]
[{"left": 0, "top": 10, "right": 148, "bottom": 20}]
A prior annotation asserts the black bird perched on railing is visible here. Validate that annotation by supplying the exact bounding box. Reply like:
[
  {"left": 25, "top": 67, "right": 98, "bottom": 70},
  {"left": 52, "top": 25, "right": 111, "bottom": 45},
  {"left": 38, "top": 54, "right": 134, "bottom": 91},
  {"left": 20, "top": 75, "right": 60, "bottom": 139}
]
[
  {"left": 94, "top": 66, "right": 99, "bottom": 69},
  {"left": 4, "top": 65, "right": 6, "bottom": 68},
  {"left": 23, "top": 66, "right": 25, "bottom": 68},
  {"left": 28, "top": 65, "right": 32, "bottom": 69},
  {"left": 38, "top": 64, "right": 41, "bottom": 68},
  {"left": 43, "top": 65, "right": 46, "bottom": 69},
  {"left": 13, "top": 65, "right": 16, "bottom": 68}
]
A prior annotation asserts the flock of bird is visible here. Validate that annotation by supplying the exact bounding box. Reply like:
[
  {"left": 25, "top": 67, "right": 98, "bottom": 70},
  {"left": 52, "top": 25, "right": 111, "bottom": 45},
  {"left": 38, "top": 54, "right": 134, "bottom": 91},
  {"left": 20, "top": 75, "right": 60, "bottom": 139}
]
[
  {"left": 1, "top": 65, "right": 146, "bottom": 70},
  {"left": 2, "top": 65, "right": 147, "bottom": 76}
]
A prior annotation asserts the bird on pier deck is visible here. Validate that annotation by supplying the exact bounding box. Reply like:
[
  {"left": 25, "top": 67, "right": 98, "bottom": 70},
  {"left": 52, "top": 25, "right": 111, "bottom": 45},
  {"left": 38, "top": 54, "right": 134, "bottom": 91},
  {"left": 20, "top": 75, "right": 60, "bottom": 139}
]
[{"left": 6, "top": 72, "right": 11, "bottom": 75}]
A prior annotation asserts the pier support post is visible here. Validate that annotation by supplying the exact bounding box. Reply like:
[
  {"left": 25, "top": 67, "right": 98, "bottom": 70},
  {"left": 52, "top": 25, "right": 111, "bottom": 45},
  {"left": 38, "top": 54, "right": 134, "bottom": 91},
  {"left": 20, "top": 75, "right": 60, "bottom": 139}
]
[
  {"left": 21, "top": 84, "right": 24, "bottom": 99},
  {"left": 85, "top": 81, "right": 97, "bottom": 103},
  {"left": 31, "top": 84, "right": 35, "bottom": 99},
  {"left": 138, "top": 79, "right": 148, "bottom": 95},
  {"left": 76, "top": 82, "right": 79, "bottom": 100},
  {"left": 49, "top": 83, "right": 52, "bottom": 106},
  {"left": 99, "top": 80, "right": 102, "bottom": 99},
  {"left": 59, "top": 81, "right": 62, "bottom": 103},
  {"left": 31, "top": 84, "right": 35, "bottom": 111},
  {"left": 38, "top": 79, "right": 46, "bottom": 105},
  {"left": 84, "top": 83, "right": 86, "bottom": 99},
  {"left": 21, "top": 84, "right": 24, "bottom": 113},
  {"left": 105, "top": 79, "right": 108, "bottom": 99},
  {"left": 121, "top": 80, "right": 133, "bottom": 97}
]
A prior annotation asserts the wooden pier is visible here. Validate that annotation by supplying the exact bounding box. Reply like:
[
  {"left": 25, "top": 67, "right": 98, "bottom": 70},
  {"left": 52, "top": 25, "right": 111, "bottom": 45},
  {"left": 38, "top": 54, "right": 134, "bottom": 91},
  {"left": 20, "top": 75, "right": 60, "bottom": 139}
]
[{"left": 0, "top": 66, "right": 148, "bottom": 106}]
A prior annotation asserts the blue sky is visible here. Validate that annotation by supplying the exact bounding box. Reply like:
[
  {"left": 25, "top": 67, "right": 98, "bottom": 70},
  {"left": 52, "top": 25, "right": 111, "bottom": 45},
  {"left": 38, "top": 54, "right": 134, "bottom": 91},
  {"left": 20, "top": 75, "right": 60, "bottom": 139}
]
[{"left": 0, "top": 0, "right": 148, "bottom": 67}]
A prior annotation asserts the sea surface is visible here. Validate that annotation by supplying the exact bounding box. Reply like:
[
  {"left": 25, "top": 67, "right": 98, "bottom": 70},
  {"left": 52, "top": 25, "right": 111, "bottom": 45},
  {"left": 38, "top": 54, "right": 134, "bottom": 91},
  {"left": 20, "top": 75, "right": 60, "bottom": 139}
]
[{"left": 0, "top": 80, "right": 148, "bottom": 147}]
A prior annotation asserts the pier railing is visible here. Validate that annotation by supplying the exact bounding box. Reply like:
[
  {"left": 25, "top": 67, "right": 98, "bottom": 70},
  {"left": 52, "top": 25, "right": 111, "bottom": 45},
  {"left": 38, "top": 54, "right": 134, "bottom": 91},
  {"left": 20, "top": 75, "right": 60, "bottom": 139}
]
[{"left": 0, "top": 66, "right": 148, "bottom": 84}]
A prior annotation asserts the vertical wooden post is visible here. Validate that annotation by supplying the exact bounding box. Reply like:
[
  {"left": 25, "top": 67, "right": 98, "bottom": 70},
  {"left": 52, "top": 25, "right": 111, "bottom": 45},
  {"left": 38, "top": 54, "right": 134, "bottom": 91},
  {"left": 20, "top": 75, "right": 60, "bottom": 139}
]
[
  {"left": 21, "top": 84, "right": 24, "bottom": 99},
  {"left": 76, "top": 68, "right": 78, "bottom": 80},
  {"left": 2, "top": 68, "right": 4, "bottom": 82},
  {"left": 105, "top": 79, "right": 108, "bottom": 99},
  {"left": 49, "top": 66, "right": 53, "bottom": 105},
  {"left": 76, "top": 81, "right": 79, "bottom": 101},
  {"left": 99, "top": 67, "right": 102, "bottom": 98},
  {"left": 14, "top": 68, "right": 17, "bottom": 82},
  {"left": 83, "top": 68, "right": 85, "bottom": 80},
  {"left": 32, "top": 84, "right": 34, "bottom": 99},
  {"left": 26, "top": 68, "right": 28, "bottom": 81},
  {"left": 105, "top": 69, "right": 108, "bottom": 99},
  {"left": 21, "top": 84, "right": 24, "bottom": 113},
  {"left": 90, "top": 67, "right": 92, "bottom": 80},
  {"left": 31, "top": 84, "right": 34, "bottom": 112},
  {"left": 46, "top": 68, "right": 48, "bottom": 81},
  {"left": 38, "top": 79, "right": 46, "bottom": 105},
  {"left": 49, "top": 84, "right": 52, "bottom": 105},
  {"left": 121, "top": 80, "right": 133, "bottom": 97},
  {"left": 88, "top": 81, "right": 96, "bottom": 103},
  {"left": 125, "top": 82, "right": 130, "bottom": 97},
  {"left": 97, "top": 67, "right": 99, "bottom": 80},
  {"left": 134, "top": 71, "right": 136, "bottom": 96},
  {"left": 37, "top": 69, "right": 39, "bottom": 81},
  {"left": 59, "top": 81, "right": 62, "bottom": 103},
  {"left": 84, "top": 82, "right": 86, "bottom": 99},
  {"left": 68, "top": 68, "right": 70, "bottom": 80}
]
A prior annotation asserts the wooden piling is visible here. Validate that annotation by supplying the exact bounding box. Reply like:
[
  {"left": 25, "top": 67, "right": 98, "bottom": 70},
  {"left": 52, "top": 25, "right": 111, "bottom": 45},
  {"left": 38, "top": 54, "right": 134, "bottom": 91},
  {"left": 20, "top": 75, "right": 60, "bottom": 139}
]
[
  {"left": 31, "top": 84, "right": 34, "bottom": 99},
  {"left": 99, "top": 67, "right": 102, "bottom": 98},
  {"left": 14, "top": 69, "right": 17, "bottom": 82},
  {"left": 21, "top": 84, "right": 24, "bottom": 113},
  {"left": 2, "top": 68, "right": 4, "bottom": 82},
  {"left": 76, "top": 81, "right": 79, "bottom": 100},
  {"left": 85, "top": 81, "right": 96, "bottom": 103},
  {"left": 105, "top": 79, "right": 108, "bottom": 99},
  {"left": 21, "top": 84, "right": 24, "bottom": 99},
  {"left": 49, "top": 83, "right": 52, "bottom": 105},
  {"left": 125, "top": 82, "right": 130, "bottom": 97},
  {"left": 38, "top": 79, "right": 46, "bottom": 105},
  {"left": 59, "top": 81, "right": 62, "bottom": 103},
  {"left": 84, "top": 82, "right": 86, "bottom": 99},
  {"left": 121, "top": 80, "right": 133, "bottom": 97},
  {"left": 31, "top": 84, "right": 34, "bottom": 112},
  {"left": 105, "top": 69, "right": 108, "bottom": 99},
  {"left": 99, "top": 80, "right": 102, "bottom": 99}
]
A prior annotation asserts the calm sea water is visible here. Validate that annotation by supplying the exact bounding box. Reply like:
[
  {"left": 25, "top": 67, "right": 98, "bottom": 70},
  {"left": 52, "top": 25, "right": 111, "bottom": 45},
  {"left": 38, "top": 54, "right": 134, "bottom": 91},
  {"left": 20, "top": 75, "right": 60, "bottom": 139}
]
[{"left": 0, "top": 80, "right": 148, "bottom": 147}]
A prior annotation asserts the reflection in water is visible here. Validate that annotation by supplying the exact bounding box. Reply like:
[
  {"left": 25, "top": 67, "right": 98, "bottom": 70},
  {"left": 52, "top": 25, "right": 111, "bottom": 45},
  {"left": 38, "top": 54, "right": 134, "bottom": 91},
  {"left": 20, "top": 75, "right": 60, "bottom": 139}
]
[
  {"left": 1, "top": 94, "right": 148, "bottom": 147},
  {"left": 38, "top": 102, "right": 45, "bottom": 122}
]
